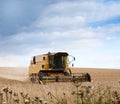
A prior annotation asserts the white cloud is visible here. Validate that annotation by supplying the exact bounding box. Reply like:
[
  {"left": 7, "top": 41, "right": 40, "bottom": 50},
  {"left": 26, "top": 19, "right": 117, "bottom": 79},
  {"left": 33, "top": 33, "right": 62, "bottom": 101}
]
[
  {"left": 35, "top": 1, "right": 120, "bottom": 28},
  {"left": 35, "top": 16, "right": 85, "bottom": 28},
  {"left": 10, "top": 27, "right": 104, "bottom": 42}
]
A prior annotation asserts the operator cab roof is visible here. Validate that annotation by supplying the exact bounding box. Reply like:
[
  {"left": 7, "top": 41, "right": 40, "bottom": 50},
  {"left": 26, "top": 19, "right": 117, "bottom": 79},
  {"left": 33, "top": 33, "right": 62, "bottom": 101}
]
[
  {"left": 48, "top": 52, "right": 69, "bottom": 56},
  {"left": 32, "top": 52, "right": 69, "bottom": 58}
]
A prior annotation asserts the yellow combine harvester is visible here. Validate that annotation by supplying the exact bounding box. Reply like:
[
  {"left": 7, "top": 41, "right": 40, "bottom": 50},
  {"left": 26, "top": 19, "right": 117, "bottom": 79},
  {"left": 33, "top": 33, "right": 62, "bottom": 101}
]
[{"left": 29, "top": 52, "right": 91, "bottom": 83}]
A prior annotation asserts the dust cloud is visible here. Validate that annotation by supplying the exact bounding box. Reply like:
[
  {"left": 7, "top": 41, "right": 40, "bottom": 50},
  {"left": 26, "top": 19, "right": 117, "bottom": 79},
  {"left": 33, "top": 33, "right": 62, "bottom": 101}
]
[{"left": 0, "top": 67, "right": 29, "bottom": 81}]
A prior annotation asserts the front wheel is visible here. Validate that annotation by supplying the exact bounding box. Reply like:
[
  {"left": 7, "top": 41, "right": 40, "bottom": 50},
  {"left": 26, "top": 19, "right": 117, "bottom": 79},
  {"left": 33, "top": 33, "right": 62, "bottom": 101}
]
[
  {"left": 30, "top": 74, "right": 36, "bottom": 83},
  {"left": 85, "top": 73, "right": 91, "bottom": 82},
  {"left": 38, "top": 71, "right": 44, "bottom": 80}
]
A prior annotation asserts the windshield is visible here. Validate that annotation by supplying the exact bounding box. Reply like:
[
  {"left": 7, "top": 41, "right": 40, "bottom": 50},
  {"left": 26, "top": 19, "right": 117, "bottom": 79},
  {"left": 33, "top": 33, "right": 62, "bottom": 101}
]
[{"left": 53, "top": 55, "right": 67, "bottom": 69}]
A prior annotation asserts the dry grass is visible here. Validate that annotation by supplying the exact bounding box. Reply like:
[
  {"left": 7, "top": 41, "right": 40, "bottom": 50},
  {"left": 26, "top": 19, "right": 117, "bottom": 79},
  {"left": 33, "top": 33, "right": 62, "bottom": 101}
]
[{"left": 0, "top": 67, "right": 120, "bottom": 104}]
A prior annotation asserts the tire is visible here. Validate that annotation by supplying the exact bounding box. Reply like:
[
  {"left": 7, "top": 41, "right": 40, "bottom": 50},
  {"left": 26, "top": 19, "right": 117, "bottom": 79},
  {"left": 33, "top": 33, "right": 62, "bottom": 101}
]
[
  {"left": 85, "top": 73, "right": 91, "bottom": 82},
  {"left": 30, "top": 75, "right": 36, "bottom": 83},
  {"left": 38, "top": 71, "right": 44, "bottom": 80},
  {"left": 64, "top": 71, "right": 70, "bottom": 76}
]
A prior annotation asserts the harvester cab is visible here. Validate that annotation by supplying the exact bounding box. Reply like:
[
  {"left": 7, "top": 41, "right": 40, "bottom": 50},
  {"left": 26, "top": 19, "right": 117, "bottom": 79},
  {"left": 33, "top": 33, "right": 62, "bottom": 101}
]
[
  {"left": 48, "top": 52, "right": 68, "bottom": 70},
  {"left": 29, "top": 52, "right": 91, "bottom": 83}
]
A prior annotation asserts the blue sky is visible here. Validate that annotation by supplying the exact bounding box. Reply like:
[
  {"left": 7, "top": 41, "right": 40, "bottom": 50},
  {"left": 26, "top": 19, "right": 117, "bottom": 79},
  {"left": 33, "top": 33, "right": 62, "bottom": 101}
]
[{"left": 0, "top": 0, "right": 120, "bottom": 68}]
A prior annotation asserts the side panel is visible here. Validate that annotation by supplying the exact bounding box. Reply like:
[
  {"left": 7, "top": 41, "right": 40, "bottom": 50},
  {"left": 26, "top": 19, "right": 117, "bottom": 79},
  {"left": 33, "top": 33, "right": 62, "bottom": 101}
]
[{"left": 29, "top": 55, "right": 49, "bottom": 76}]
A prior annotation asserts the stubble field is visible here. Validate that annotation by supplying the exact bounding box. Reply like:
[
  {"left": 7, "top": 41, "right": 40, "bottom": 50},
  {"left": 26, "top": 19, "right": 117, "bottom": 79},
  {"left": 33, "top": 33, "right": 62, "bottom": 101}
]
[{"left": 0, "top": 67, "right": 120, "bottom": 104}]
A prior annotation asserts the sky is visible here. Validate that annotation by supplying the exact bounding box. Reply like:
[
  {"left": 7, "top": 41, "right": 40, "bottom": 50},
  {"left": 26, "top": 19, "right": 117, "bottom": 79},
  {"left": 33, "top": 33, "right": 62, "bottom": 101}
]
[{"left": 0, "top": 0, "right": 120, "bottom": 68}]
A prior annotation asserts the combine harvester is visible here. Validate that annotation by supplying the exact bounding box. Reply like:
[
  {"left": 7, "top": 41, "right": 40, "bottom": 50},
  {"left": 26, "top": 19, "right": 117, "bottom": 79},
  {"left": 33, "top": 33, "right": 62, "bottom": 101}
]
[{"left": 29, "top": 52, "right": 91, "bottom": 83}]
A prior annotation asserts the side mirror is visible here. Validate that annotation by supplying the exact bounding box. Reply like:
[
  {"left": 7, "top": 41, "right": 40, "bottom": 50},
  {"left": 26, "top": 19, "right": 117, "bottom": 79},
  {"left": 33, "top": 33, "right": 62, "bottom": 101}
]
[
  {"left": 74, "top": 57, "right": 75, "bottom": 61},
  {"left": 72, "top": 64, "right": 74, "bottom": 67}
]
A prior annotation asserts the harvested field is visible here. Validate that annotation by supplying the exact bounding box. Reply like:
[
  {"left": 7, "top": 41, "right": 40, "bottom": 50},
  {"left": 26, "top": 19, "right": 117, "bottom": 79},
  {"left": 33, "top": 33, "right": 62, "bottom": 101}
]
[{"left": 0, "top": 67, "right": 120, "bottom": 104}]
